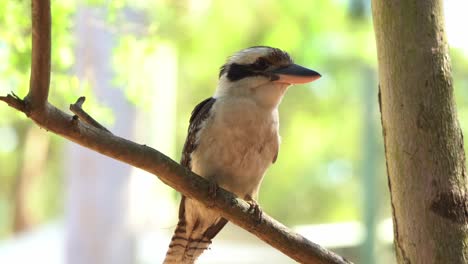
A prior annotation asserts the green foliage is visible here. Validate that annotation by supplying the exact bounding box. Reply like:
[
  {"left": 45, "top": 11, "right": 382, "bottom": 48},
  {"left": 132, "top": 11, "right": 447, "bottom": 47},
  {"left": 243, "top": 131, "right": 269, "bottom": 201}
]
[
  {"left": 452, "top": 49, "right": 468, "bottom": 143},
  {"left": 0, "top": 0, "right": 105, "bottom": 236}
]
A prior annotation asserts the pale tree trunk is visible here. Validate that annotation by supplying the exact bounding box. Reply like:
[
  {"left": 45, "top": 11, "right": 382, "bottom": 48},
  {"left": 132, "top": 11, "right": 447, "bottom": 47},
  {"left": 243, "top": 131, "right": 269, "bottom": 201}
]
[
  {"left": 372, "top": 1, "right": 468, "bottom": 263},
  {"left": 65, "top": 7, "right": 136, "bottom": 264},
  {"left": 13, "top": 125, "right": 50, "bottom": 232}
]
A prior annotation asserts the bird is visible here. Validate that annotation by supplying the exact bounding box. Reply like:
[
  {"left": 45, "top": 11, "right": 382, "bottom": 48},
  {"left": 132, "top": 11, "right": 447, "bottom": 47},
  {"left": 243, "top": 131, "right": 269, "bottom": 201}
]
[{"left": 163, "top": 46, "right": 321, "bottom": 264}]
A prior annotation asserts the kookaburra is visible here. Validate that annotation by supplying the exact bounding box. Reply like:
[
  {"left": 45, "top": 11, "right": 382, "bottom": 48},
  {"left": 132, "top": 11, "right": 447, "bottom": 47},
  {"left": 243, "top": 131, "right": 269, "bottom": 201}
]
[{"left": 163, "top": 46, "right": 321, "bottom": 264}]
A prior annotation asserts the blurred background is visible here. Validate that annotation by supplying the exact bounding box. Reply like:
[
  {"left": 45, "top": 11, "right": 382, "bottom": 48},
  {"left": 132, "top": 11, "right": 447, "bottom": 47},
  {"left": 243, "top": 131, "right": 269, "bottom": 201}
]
[{"left": 0, "top": 0, "right": 467, "bottom": 263}]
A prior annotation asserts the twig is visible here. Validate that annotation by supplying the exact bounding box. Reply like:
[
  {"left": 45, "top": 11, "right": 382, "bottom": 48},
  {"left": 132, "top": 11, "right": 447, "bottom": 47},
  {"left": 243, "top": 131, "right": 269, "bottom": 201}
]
[
  {"left": 0, "top": 93, "right": 26, "bottom": 112},
  {"left": 70, "top": 96, "right": 111, "bottom": 133}
]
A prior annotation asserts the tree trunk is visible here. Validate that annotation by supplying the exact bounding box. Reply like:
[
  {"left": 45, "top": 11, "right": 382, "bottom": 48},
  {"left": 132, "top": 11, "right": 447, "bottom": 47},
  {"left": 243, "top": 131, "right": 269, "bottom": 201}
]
[
  {"left": 13, "top": 125, "right": 50, "bottom": 232},
  {"left": 372, "top": 1, "right": 468, "bottom": 263}
]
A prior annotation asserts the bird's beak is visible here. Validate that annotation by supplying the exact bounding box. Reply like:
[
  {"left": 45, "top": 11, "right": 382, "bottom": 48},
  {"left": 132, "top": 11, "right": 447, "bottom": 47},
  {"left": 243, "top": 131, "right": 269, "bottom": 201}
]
[{"left": 271, "top": 64, "right": 321, "bottom": 84}]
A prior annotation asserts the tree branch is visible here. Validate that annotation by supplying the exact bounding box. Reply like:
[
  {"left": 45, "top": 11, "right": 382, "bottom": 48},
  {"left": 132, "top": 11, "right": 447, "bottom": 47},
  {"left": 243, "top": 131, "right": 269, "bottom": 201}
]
[
  {"left": 0, "top": 1, "right": 352, "bottom": 263},
  {"left": 1, "top": 95, "right": 351, "bottom": 264},
  {"left": 26, "top": 0, "right": 51, "bottom": 110}
]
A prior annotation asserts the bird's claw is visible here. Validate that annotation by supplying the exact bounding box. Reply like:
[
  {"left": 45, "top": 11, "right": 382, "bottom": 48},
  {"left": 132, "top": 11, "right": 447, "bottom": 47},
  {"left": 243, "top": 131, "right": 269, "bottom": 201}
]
[{"left": 245, "top": 195, "right": 263, "bottom": 225}]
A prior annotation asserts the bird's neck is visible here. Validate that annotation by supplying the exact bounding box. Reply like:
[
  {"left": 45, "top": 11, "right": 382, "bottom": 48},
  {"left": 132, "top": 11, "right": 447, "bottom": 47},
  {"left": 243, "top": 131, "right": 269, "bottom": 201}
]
[{"left": 252, "top": 82, "right": 290, "bottom": 109}]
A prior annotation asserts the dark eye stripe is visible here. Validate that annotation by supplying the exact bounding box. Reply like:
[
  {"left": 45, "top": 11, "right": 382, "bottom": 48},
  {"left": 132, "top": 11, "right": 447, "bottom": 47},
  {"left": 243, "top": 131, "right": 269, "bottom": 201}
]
[
  {"left": 226, "top": 63, "right": 261, "bottom": 81},
  {"left": 224, "top": 57, "right": 272, "bottom": 81},
  {"left": 219, "top": 47, "right": 293, "bottom": 79}
]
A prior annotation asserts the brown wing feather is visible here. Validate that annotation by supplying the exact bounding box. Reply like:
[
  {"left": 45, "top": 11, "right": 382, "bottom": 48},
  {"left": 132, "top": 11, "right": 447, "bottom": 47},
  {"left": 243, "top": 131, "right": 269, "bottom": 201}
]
[
  {"left": 177, "top": 96, "right": 217, "bottom": 237},
  {"left": 164, "top": 98, "right": 218, "bottom": 263},
  {"left": 180, "top": 97, "right": 216, "bottom": 169}
]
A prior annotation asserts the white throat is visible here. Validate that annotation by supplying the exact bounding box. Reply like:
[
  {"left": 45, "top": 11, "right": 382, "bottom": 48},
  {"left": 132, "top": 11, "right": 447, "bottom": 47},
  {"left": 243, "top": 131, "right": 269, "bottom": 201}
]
[{"left": 214, "top": 76, "right": 291, "bottom": 109}]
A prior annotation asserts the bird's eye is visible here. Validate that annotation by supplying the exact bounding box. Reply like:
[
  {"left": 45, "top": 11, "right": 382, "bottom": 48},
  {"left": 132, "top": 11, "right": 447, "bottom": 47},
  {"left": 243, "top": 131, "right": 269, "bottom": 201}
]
[{"left": 253, "top": 58, "right": 269, "bottom": 70}]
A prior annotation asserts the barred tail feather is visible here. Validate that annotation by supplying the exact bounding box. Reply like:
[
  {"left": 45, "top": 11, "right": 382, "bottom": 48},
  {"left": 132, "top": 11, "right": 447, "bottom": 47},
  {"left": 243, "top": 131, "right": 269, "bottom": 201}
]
[
  {"left": 163, "top": 197, "right": 228, "bottom": 264},
  {"left": 163, "top": 220, "right": 190, "bottom": 263}
]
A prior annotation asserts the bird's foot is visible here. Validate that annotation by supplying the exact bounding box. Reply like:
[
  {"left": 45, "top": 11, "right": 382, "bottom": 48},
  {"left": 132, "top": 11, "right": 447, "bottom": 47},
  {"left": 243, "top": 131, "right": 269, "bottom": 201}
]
[
  {"left": 207, "top": 179, "right": 218, "bottom": 208},
  {"left": 245, "top": 195, "right": 263, "bottom": 225}
]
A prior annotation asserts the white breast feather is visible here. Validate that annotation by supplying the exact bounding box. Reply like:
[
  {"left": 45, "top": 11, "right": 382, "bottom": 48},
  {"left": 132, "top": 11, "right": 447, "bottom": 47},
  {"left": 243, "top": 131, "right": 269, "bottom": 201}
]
[{"left": 190, "top": 96, "right": 279, "bottom": 200}]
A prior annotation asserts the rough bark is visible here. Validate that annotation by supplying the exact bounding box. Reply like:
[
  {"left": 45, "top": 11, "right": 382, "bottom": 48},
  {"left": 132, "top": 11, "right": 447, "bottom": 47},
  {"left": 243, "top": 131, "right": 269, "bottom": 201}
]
[
  {"left": 0, "top": 1, "right": 351, "bottom": 263},
  {"left": 372, "top": 1, "right": 468, "bottom": 263}
]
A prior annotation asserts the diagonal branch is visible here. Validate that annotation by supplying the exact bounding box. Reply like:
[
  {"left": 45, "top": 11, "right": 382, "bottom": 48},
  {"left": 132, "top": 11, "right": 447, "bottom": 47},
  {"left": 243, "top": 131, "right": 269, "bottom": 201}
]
[
  {"left": 0, "top": 1, "right": 352, "bottom": 264},
  {"left": 1, "top": 93, "right": 351, "bottom": 264}
]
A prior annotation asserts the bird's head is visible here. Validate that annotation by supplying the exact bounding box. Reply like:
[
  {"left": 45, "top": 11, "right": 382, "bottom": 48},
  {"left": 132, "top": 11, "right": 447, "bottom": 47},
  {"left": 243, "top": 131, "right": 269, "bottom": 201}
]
[{"left": 215, "top": 46, "right": 321, "bottom": 108}]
